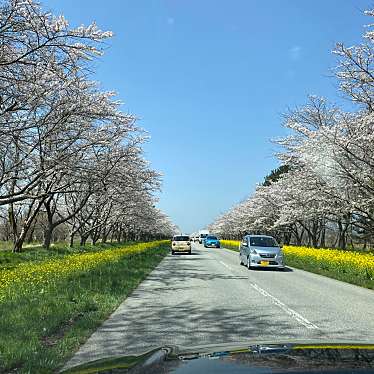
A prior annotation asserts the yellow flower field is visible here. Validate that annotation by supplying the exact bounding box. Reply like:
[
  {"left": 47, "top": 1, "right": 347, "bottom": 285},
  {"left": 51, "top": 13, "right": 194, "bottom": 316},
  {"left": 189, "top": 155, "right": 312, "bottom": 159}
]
[
  {"left": 0, "top": 240, "right": 169, "bottom": 301},
  {"left": 221, "top": 240, "right": 241, "bottom": 250},
  {"left": 283, "top": 245, "right": 374, "bottom": 273},
  {"left": 220, "top": 239, "right": 374, "bottom": 287}
]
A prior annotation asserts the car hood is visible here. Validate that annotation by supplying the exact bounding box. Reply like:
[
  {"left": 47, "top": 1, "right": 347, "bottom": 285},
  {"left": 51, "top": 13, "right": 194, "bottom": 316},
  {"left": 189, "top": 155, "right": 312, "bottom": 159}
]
[
  {"left": 62, "top": 340, "right": 374, "bottom": 373},
  {"left": 252, "top": 246, "right": 280, "bottom": 254}
]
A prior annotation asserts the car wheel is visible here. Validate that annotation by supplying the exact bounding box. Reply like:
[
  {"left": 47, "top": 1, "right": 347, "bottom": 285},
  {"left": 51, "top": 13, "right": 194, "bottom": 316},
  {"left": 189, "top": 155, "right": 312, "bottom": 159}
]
[
  {"left": 188, "top": 250, "right": 192, "bottom": 255},
  {"left": 172, "top": 250, "right": 175, "bottom": 255},
  {"left": 247, "top": 256, "right": 251, "bottom": 270}
]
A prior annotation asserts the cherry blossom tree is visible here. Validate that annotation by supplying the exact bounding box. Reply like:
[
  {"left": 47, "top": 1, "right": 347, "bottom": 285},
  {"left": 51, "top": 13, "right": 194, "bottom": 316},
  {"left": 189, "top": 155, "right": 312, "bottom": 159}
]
[
  {"left": 0, "top": 0, "right": 175, "bottom": 251},
  {"left": 209, "top": 7, "right": 374, "bottom": 249}
]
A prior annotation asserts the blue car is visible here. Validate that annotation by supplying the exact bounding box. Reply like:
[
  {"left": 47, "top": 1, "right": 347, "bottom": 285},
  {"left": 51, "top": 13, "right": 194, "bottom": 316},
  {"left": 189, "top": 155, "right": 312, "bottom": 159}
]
[{"left": 204, "top": 235, "right": 220, "bottom": 248}]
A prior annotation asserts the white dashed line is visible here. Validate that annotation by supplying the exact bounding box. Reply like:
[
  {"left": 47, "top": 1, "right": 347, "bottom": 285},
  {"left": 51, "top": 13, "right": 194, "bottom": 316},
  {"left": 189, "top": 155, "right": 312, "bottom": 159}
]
[
  {"left": 219, "top": 260, "right": 233, "bottom": 271},
  {"left": 215, "top": 252, "right": 318, "bottom": 330},
  {"left": 250, "top": 283, "right": 319, "bottom": 330}
]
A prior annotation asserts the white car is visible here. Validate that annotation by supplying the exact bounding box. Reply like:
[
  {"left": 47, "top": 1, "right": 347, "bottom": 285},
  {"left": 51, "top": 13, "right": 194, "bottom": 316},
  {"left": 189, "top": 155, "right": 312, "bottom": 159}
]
[
  {"left": 171, "top": 235, "right": 191, "bottom": 255},
  {"left": 198, "top": 233, "right": 208, "bottom": 244}
]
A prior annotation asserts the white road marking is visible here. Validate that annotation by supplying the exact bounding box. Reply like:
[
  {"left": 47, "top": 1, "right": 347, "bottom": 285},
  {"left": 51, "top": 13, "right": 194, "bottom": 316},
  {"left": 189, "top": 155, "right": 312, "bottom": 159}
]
[
  {"left": 250, "top": 283, "right": 319, "bottom": 330},
  {"left": 215, "top": 250, "right": 318, "bottom": 330},
  {"left": 219, "top": 260, "right": 233, "bottom": 270}
]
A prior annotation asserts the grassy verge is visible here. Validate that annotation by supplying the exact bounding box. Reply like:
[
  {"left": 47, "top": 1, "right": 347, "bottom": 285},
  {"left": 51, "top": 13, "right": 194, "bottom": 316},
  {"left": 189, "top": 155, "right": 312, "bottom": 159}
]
[
  {"left": 220, "top": 240, "right": 374, "bottom": 289},
  {"left": 0, "top": 241, "right": 170, "bottom": 373},
  {"left": 0, "top": 241, "right": 134, "bottom": 270}
]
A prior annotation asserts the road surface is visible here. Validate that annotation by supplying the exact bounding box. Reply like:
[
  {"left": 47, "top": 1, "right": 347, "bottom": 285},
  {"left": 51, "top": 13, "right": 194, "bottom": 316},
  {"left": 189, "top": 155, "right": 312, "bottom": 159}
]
[{"left": 65, "top": 243, "right": 374, "bottom": 369}]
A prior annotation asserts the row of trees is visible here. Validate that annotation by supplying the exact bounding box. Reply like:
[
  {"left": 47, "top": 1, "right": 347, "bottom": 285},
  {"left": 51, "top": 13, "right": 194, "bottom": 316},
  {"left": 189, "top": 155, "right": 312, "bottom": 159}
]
[
  {"left": 0, "top": 0, "right": 177, "bottom": 252},
  {"left": 208, "top": 9, "right": 374, "bottom": 249}
]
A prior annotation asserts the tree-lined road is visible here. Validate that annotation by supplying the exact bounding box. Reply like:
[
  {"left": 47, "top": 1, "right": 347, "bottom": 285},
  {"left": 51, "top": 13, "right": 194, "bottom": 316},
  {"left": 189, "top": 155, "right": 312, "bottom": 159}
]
[{"left": 66, "top": 244, "right": 374, "bottom": 369}]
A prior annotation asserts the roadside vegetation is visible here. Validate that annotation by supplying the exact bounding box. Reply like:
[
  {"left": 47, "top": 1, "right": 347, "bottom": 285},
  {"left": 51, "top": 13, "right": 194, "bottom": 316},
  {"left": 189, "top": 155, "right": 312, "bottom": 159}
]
[
  {"left": 208, "top": 8, "right": 374, "bottom": 251},
  {"left": 0, "top": 240, "right": 170, "bottom": 373},
  {"left": 0, "top": 241, "right": 137, "bottom": 270},
  {"left": 0, "top": 0, "right": 177, "bottom": 253},
  {"left": 221, "top": 240, "right": 374, "bottom": 289},
  {"left": 0, "top": 2, "right": 178, "bottom": 372}
]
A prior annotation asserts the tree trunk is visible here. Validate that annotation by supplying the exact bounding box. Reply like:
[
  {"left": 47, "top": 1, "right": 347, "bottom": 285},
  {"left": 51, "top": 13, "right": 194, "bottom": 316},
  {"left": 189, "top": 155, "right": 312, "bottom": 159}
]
[
  {"left": 13, "top": 236, "right": 24, "bottom": 253},
  {"left": 8, "top": 203, "right": 18, "bottom": 245},
  {"left": 43, "top": 227, "right": 53, "bottom": 250},
  {"left": 293, "top": 223, "right": 305, "bottom": 246},
  {"left": 311, "top": 234, "right": 319, "bottom": 248},
  {"left": 102, "top": 234, "right": 108, "bottom": 243},
  {"left": 283, "top": 229, "right": 291, "bottom": 245},
  {"left": 43, "top": 198, "right": 55, "bottom": 250},
  {"left": 79, "top": 229, "right": 90, "bottom": 246},
  {"left": 92, "top": 232, "right": 99, "bottom": 245},
  {"left": 12, "top": 199, "right": 44, "bottom": 253},
  {"left": 319, "top": 226, "right": 326, "bottom": 248},
  {"left": 13, "top": 225, "right": 30, "bottom": 253},
  {"left": 69, "top": 231, "right": 75, "bottom": 247},
  {"left": 338, "top": 234, "right": 346, "bottom": 250},
  {"left": 338, "top": 220, "right": 347, "bottom": 250},
  {"left": 80, "top": 235, "right": 88, "bottom": 246},
  {"left": 27, "top": 222, "right": 36, "bottom": 243},
  {"left": 312, "top": 220, "right": 320, "bottom": 248}
]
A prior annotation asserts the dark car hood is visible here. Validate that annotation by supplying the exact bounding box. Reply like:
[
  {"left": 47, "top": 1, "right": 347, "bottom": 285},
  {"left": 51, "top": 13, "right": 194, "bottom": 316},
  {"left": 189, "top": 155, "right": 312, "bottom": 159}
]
[{"left": 62, "top": 341, "right": 374, "bottom": 374}]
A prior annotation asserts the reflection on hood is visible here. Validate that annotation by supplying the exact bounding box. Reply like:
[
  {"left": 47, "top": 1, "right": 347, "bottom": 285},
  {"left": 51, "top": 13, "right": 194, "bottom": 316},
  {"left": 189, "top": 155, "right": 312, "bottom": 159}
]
[{"left": 61, "top": 342, "right": 374, "bottom": 374}]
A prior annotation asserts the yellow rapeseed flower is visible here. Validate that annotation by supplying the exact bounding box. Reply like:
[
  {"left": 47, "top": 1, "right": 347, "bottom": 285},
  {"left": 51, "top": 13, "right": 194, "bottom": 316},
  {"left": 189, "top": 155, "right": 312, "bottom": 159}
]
[
  {"left": 221, "top": 240, "right": 373, "bottom": 280},
  {"left": 0, "top": 240, "right": 168, "bottom": 301}
]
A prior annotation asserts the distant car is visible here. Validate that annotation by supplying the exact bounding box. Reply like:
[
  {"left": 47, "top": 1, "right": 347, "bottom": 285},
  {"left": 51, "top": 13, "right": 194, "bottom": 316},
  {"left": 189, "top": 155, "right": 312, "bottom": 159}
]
[
  {"left": 171, "top": 235, "right": 191, "bottom": 255},
  {"left": 239, "top": 234, "right": 284, "bottom": 270},
  {"left": 204, "top": 235, "right": 220, "bottom": 248},
  {"left": 198, "top": 233, "right": 208, "bottom": 244}
]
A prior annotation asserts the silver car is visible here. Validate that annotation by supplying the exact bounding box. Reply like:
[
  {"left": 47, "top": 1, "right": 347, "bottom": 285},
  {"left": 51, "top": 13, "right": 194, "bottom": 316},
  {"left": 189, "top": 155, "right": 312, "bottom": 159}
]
[{"left": 239, "top": 235, "right": 285, "bottom": 270}]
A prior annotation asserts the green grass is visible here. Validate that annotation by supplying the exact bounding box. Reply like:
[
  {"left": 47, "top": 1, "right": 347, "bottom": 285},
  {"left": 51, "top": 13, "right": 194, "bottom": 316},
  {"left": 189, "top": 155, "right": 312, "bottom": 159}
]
[
  {"left": 222, "top": 244, "right": 239, "bottom": 252},
  {"left": 0, "top": 242, "right": 169, "bottom": 373}
]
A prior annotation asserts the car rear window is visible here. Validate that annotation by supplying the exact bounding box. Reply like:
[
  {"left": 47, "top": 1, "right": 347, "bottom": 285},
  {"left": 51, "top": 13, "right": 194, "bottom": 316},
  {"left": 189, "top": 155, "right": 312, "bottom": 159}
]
[
  {"left": 249, "top": 237, "right": 278, "bottom": 247},
  {"left": 173, "top": 236, "right": 190, "bottom": 241},
  {"left": 206, "top": 236, "right": 217, "bottom": 240}
]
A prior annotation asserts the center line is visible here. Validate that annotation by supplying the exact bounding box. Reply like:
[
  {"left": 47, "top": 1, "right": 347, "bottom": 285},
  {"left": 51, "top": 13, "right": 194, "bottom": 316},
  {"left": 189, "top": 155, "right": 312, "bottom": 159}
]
[
  {"left": 219, "top": 260, "right": 232, "bottom": 270},
  {"left": 250, "top": 283, "right": 319, "bottom": 330}
]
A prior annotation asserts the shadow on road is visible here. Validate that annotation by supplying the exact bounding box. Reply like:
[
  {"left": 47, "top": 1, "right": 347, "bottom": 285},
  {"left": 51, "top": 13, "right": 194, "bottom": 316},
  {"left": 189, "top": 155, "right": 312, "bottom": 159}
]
[
  {"left": 147, "top": 260, "right": 248, "bottom": 283},
  {"left": 73, "top": 301, "right": 320, "bottom": 365},
  {"left": 249, "top": 266, "right": 293, "bottom": 273},
  {"left": 67, "top": 250, "right": 371, "bottom": 369}
]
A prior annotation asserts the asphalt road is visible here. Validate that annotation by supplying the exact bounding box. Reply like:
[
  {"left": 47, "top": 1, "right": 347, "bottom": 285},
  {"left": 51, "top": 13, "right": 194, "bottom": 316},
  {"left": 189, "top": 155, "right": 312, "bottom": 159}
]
[{"left": 65, "top": 243, "right": 374, "bottom": 369}]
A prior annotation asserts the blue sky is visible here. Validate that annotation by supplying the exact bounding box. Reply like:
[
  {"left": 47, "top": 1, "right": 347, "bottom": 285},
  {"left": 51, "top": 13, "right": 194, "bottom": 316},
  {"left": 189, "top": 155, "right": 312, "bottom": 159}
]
[{"left": 47, "top": 0, "right": 369, "bottom": 233}]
